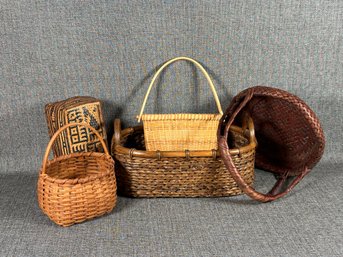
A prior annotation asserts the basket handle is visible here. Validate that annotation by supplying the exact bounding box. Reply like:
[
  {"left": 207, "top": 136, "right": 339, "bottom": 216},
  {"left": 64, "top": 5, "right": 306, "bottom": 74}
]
[
  {"left": 42, "top": 123, "right": 109, "bottom": 174},
  {"left": 114, "top": 119, "right": 121, "bottom": 146},
  {"left": 241, "top": 113, "right": 256, "bottom": 144},
  {"left": 137, "top": 56, "right": 223, "bottom": 122},
  {"left": 218, "top": 88, "right": 309, "bottom": 202}
]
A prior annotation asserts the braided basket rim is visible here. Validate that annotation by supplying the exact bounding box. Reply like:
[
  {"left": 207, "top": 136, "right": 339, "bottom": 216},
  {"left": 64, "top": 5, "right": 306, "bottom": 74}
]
[{"left": 39, "top": 152, "right": 114, "bottom": 185}]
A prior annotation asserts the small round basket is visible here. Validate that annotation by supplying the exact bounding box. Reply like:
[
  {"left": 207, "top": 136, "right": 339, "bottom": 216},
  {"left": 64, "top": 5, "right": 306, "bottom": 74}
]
[{"left": 37, "top": 123, "right": 117, "bottom": 227}]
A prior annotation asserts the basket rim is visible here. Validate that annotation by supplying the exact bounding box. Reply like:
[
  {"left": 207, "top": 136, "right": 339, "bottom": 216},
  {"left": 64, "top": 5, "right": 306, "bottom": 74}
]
[
  {"left": 39, "top": 152, "right": 114, "bottom": 185},
  {"left": 139, "top": 113, "right": 223, "bottom": 121},
  {"left": 114, "top": 125, "right": 256, "bottom": 159}
]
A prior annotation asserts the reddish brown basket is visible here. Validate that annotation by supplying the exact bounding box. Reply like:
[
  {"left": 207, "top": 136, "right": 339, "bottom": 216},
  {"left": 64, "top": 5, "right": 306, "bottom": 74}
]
[
  {"left": 218, "top": 86, "right": 325, "bottom": 202},
  {"left": 112, "top": 118, "right": 256, "bottom": 198},
  {"left": 37, "top": 123, "right": 117, "bottom": 227}
]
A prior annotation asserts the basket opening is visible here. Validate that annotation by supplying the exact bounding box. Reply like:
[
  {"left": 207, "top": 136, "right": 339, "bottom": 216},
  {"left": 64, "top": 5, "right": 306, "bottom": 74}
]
[
  {"left": 246, "top": 96, "right": 320, "bottom": 175},
  {"left": 122, "top": 128, "right": 249, "bottom": 151},
  {"left": 45, "top": 155, "right": 111, "bottom": 180}
]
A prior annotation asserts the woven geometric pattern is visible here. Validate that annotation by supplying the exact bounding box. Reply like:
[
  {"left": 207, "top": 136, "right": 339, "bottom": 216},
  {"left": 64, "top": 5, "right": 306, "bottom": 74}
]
[{"left": 45, "top": 96, "right": 107, "bottom": 156}]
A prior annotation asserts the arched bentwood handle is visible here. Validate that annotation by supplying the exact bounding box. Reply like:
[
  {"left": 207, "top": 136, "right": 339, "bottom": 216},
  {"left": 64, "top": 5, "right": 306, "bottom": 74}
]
[
  {"left": 137, "top": 56, "right": 223, "bottom": 122},
  {"left": 42, "top": 123, "right": 109, "bottom": 174},
  {"left": 218, "top": 89, "right": 310, "bottom": 202}
]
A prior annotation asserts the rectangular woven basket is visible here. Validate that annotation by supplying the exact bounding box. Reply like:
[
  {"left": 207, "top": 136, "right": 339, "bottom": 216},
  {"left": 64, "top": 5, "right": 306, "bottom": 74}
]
[
  {"left": 45, "top": 96, "right": 107, "bottom": 156},
  {"left": 137, "top": 56, "right": 223, "bottom": 151},
  {"left": 141, "top": 114, "right": 222, "bottom": 151},
  {"left": 112, "top": 118, "right": 256, "bottom": 198}
]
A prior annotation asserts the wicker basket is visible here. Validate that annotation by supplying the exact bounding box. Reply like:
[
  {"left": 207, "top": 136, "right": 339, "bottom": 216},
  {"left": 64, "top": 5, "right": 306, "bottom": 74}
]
[
  {"left": 45, "top": 96, "right": 107, "bottom": 157},
  {"left": 112, "top": 117, "right": 256, "bottom": 198},
  {"left": 218, "top": 86, "right": 325, "bottom": 202},
  {"left": 137, "top": 56, "right": 223, "bottom": 151},
  {"left": 37, "top": 123, "right": 117, "bottom": 227}
]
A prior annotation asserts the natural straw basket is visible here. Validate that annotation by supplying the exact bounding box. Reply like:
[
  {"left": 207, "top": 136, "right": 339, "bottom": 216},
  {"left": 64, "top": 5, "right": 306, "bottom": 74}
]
[
  {"left": 137, "top": 56, "right": 223, "bottom": 151},
  {"left": 37, "top": 123, "right": 117, "bottom": 227},
  {"left": 112, "top": 117, "right": 256, "bottom": 197}
]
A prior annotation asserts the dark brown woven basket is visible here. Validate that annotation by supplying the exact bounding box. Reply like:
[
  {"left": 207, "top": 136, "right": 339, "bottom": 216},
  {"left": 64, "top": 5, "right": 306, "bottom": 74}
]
[
  {"left": 218, "top": 86, "right": 325, "bottom": 202},
  {"left": 112, "top": 118, "right": 256, "bottom": 197},
  {"left": 37, "top": 123, "right": 117, "bottom": 227}
]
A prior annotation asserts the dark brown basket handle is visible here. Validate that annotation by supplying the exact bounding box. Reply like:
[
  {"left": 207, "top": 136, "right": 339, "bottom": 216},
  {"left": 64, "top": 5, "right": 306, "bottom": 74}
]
[
  {"left": 218, "top": 89, "right": 310, "bottom": 202},
  {"left": 42, "top": 123, "right": 109, "bottom": 174}
]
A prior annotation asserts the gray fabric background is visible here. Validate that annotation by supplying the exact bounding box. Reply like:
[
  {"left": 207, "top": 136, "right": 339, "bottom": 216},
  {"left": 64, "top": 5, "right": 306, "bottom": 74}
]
[{"left": 0, "top": 0, "right": 342, "bottom": 256}]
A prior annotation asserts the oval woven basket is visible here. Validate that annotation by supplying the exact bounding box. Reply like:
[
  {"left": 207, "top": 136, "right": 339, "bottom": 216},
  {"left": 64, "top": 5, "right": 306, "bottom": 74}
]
[
  {"left": 37, "top": 123, "right": 117, "bottom": 227},
  {"left": 112, "top": 117, "right": 256, "bottom": 198}
]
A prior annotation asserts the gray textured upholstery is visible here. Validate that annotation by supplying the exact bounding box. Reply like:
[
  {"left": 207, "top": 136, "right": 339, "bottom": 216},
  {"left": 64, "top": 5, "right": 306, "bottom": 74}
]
[
  {"left": 0, "top": 0, "right": 342, "bottom": 256},
  {"left": 1, "top": 166, "right": 342, "bottom": 257}
]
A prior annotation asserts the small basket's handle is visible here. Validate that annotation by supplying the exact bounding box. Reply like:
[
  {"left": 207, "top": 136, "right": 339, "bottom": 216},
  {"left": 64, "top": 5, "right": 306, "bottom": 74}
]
[
  {"left": 42, "top": 123, "right": 109, "bottom": 174},
  {"left": 137, "top": 56, "right": 223, "bottom": 122}
]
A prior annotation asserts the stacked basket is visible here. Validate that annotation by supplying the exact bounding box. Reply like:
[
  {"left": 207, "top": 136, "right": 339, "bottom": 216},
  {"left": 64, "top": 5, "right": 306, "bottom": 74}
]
[{"left": 39, "top": 97, "right": 117, "bottom": 227}]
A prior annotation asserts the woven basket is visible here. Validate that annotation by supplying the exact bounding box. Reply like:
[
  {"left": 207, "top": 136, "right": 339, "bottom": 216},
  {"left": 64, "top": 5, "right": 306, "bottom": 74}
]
[
  {"left": 218, "top": 86, "right": 325, "bottom": 202},
  {"left": 112, "top": 117, "right": 256, "bottom": 198},
  {"left": 37, "top": 123, "right": 117, "bottom": 227},
  {"left": 137, "top": 56, "right": 223, "bottom": 151},
  {"left": 45, "top": 96, "right": 107, "bottom": 157}
]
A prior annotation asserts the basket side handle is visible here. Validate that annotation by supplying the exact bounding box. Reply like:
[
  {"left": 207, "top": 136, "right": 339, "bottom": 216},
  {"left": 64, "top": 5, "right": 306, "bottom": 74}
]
[
  {"left": 111, "top": 119, "right": 122, "bottom": 155},
  {"left": 218, "top": 88, "right": 310, "bottom": 202},
  {"left": 241, "top": 113, "right": 256, "bottom": 145},
  {"left": 42, "top": 123, "right": 109, "bottom": 174},
  {"left": 137, "top": 56, "right": 223, "bottom": 122}
]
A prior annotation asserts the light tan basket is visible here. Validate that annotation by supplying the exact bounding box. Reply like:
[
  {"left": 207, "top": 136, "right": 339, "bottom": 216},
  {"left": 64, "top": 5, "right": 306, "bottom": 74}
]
[
  {"left": 137, "top": 56, "right": 223, "bottom": 151},
  {"left": 37, "top": 123, "right": 117, "bottom": 227}
]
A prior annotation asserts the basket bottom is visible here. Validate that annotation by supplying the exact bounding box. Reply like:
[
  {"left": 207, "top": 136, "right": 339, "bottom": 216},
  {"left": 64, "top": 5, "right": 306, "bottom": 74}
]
[
  {"left": 37, "top": 153, "right": 117, "bottom": 226},
  {"left": 115, "top": 155, "right": 255, "bottom": 198}
]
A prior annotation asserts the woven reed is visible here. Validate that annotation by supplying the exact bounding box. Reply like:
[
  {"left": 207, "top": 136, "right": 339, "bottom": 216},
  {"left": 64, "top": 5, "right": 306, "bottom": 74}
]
[
  {"left": 112, "top": 118, "right": 256, "bottom": 197},
  {"left": 37, "top": 123, "right": 117, "bottom": 227},
  {"left": 142, "top": 115, "right": 222, "bottom": 151},
  {"left": 218, "top": 86, "right": 326, "bottom": 202},
  {"left": 45, "top": 96, "right": 107, "bottom": 157},
  {"left": 138, "top": 56, "right": 224, "bottom": 151}
]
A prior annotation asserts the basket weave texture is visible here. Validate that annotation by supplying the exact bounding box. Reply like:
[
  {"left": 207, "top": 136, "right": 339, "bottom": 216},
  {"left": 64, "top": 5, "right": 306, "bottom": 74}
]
[
  {"left": 138, "top": 56, "right": 223, "bottom": 151},
  {"left": 142, "top": 114, "right": 222, "bottom": 151},
  {"left": 218, "top": 86, "right": 325, "bottom": 202},
  {"left": 37, "top": 123, "right": 117, "bottom": 227},
  {"left": 112, "top": 118, "right": 256, "bottom": 197},
  {"left": 45, "top": 96, "right": 107, "bottom": 157}
]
